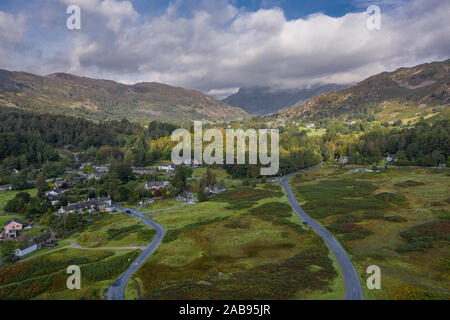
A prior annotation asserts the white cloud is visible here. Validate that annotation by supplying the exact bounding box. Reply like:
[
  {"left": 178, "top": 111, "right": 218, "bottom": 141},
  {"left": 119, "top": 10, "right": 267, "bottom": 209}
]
[
  {"left": 2, "top": 0, "right": 449, "bottom": 94},
  {"left": 0, "top": 11, "right": 27, "bottom": 46}
]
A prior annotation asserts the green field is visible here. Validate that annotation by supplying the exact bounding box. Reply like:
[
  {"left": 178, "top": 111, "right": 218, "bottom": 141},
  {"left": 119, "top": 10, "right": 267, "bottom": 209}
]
[
  {"left": 291, "top": 166, "right": 450, "bottom": 300},
  {"left": 192, "top": 167, "right": 231, "bottom": 180},
  {"left": 135, "top": 186, "right": 345, "bottom": 300},
  {"left": 70, "top": 213, "right": 155, "bottom": 248},
  {"left": 139, "top": 200, "right": 179, "bottom": 212},
  {"left": 0, "top": 248, "right": 139, "bottom": 300}
]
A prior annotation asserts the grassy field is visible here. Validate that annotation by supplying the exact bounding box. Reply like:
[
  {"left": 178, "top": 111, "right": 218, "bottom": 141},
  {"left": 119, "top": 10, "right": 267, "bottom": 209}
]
[
  {"left": 135, "top": 185, "right": 345, "bottom": 300},
  {"left": 139, "top": 200, "right": 179, "bottom": 212},
  {"left": 192, "top": 167, "right": 231, "bottom": 180},
  {"left": 69, "top": 212, "right": 155, "bottom": 248},
  {"left": 0, "top": 248, "right": 140, "bottom": 300},
  {"left": 298, "top": 126, "right": 327, "bottom": 137},
  {"left": 0, "top": 188, "right": 37, "bottom": 215},
  {"left": 291, "top": 165, "right": 450, "bottom": 300}
]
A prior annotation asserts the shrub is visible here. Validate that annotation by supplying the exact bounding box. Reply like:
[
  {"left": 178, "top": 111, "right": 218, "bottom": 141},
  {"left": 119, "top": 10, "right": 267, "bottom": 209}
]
[
  {"left": 373, "top": 192, "right": 407, "bottom": 205},
  {"left": 107, "top": 225, "right": 143, "bottom": 240},
  {"left": 82, "top": 251, "right": 140, "bottom": 281},
  {"left": 384, "top": 215, "right": 408, "bottom": 222},
  {"left": 138, "top": 229, "right": 157, "bottom": 241},
  {"left": 249, "top": 202, "right": 293, "bottom": 221},
  {"left": 363, "top": 211, "right": 385, "bottom": 219},
  {"left": 162, "top": 217, "right": 228, "bottom": 243},
  {"left": 395, "top": 180, "right": 425, "bottom": 187},
  {"left": 144, "top": 246, "right": 337, "bottom": 300},
  {"left": 396, "top": 221, "right": 450, "bottom": 252},
  {"left": 224, "top": 219, "right": 251, "bottom": 229}
]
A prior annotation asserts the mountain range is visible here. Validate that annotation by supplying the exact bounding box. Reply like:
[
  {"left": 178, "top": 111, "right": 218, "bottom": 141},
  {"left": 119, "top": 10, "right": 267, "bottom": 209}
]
[
  {"left": 223, "top": 84, "right": 349, "bottom": 115},
  {"left": 0, "top": 70, "right": 247, "bottom": 123},
  {"left": 0, "top": 59, "right": 448, "bottom": 125},
  {"left": 282, "top": 59, "right": 449, "bottom": 121}
]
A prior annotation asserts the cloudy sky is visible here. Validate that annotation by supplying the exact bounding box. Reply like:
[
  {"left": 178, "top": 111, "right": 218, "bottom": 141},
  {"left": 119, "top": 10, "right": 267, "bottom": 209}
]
[{"left": 0, "top": 0, "right": 449, "bottom": 98}]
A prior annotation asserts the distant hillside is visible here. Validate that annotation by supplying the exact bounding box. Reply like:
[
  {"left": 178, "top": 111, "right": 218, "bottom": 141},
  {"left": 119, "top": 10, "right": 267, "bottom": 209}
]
[
  {"left": 0, "top": 70, "right": 247, "bottom": 123},
  {"left": 282, "top": 59, "right": 450, "bottom": 122},
  {"left": 223, "top": 84, "right": 348, "bottom": 115}
]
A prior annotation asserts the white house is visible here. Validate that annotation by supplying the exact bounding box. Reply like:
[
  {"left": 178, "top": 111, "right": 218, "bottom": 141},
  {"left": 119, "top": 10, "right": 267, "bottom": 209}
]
[
  {"left": 158, "top": 164, "right": 176, "bottom": 172},
  {"left": 144, "top": 181, "right": 171, "bottom": 190},
  {"left": 15, "top": 244, "right": 38, "bottom": 258},
  {"left": 0, "top": 185, "right": 12, "bottom": 191}
]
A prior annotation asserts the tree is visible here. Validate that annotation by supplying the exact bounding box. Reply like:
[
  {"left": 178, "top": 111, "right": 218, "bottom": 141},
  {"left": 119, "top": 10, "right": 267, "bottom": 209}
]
[
  {"left": 0, "top": 241, "right": 16, "bottom": 263},
  {"left": 111, "top": 163, "right": 133, "bottom": 182},
  {"left": 5, "top": 192, "right": 31, "bottom": 213},
  {"left": 197, "top": 186, "right": 208, "bottom": 202},
  {"left": 173, "top": 165, "right": 193, "bottom": 194},
  {"left": 35, "top": 172, "right": 47, "bottom": 197}
]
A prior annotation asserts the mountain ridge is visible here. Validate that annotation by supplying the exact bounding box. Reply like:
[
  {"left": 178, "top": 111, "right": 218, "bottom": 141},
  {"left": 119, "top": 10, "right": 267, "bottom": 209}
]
[
  {"left": 281, "top": 59, "right": 449, "bottom": 121},
  {"left": 223, "top": 83, "right": 349, "bottom": 115},
  {"left": 0, "top": 70, "right": 248, "bottom": 123}
]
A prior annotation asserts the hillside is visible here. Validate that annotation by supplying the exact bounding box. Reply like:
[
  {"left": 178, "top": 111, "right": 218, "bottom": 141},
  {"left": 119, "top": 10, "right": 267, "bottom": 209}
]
[
  {"left": 0, "top": 70, "right": 247, "bottom": 123},
  {"left": 223, "top": 84, "right": 348, "bottom": 115},
  {"left": 282, "top": 59, "right": 450, "bottom": 122}
]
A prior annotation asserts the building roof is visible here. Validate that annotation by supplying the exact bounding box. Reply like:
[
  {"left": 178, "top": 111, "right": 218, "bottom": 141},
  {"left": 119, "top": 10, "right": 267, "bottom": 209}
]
[
  {"left": 145, "top": 181, "right": 170, "bottom": 188},
  {"left": 16, "top": 244, "right": 38, "bottom": 256},
  {"left": 61, "top": 196, "right": 111, "bottom": 212},
  {"left": 4, "top": 218, "right": 24, "bottom": 227},
  {"left": 30, "top": 232, "right": 52, "bottom": 244}
]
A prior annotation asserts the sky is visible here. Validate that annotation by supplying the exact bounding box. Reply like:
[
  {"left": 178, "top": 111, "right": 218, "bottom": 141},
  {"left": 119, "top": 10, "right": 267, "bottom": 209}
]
[{"left": 0, "top": 0, "right": 448, "bottom": 98}]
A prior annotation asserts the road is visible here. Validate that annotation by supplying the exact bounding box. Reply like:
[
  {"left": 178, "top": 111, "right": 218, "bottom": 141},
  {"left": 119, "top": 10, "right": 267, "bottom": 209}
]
[
  {"left": 280, "top": 164, "right": 364, "bottom": 300},
  {"left": 107, "top": 206, "right": 165, "bottom": 300}
]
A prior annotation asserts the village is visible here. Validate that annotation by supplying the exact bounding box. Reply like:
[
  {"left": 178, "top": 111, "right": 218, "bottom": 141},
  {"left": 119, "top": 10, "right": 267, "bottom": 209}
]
[{"left": 0, "top": 160, "right": 227, "bottom": 262}]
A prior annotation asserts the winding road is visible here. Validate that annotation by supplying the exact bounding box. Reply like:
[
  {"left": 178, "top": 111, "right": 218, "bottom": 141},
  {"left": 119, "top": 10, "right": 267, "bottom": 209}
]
[
  {"left": 107, "top": 206, "right": 165, "bottom": 300},
  {"left": 105, "top": 165, "right": 363, "bottom": 300},
  {"left": 279, "top": 164, "right": 364, "bottom": 300}
]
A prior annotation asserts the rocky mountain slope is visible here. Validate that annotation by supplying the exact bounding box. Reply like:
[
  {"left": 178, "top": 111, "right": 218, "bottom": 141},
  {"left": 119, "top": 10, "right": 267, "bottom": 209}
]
[
  {"left": 282, "top": 59, "right": 449, "bottom": 121},
  {"left": 0, "top": 70, "right": 247, "bottom": 123}
]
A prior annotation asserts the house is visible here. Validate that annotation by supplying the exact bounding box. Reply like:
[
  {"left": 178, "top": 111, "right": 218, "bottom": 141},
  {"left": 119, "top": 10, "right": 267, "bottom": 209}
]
[
  {"left": 93, "top": 165, "right": 109, "bottom": 173},
  {"left": 144, "top": 181, "right": 171, "bottom": 190},
  {"left": 132, "top": 167, "right": 156, "bottom": 175},
  {"left": 4, "top": 229, "right": 18, "bottom": 239},
  {"left": 87, "top": 172, "right": 104, "bottom": 180},
  {"left": 46, "top": 194, "right": 61, "bottom": 206},
  {"left": 15, "top": 244, "right": 38, "bottom": 258},
  {"left": 15, "top": 232, "right": 56, "bottom": 258},
  {"left": 158, "top": 164, "right": 176, "bottom": 172},
  {"left": 339, "top": 156, "right": 350, "bottom": 164},
  {"left": 28, "top": 232, "right": 55, "bottom": 249},
  {"left": 0, "top": 185, "right": 12, "bottom": 191},
  {"left": 4, "top": 218, "right": 24, "bottom": 233},
  {"left": 139, "top": 199, "right": 154, "bottom": 206},
  {"left": 45, "top": 189, "right": 66, "bottom": 205},
  {"left": 53, "top": 180, "right": 68, "bottom": 189},
  {"left": 206, "top": 185, "right": 226, "bottom": 195},
  {"left": 58, "top": 197, "right": 112, "bottom": 215}
]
